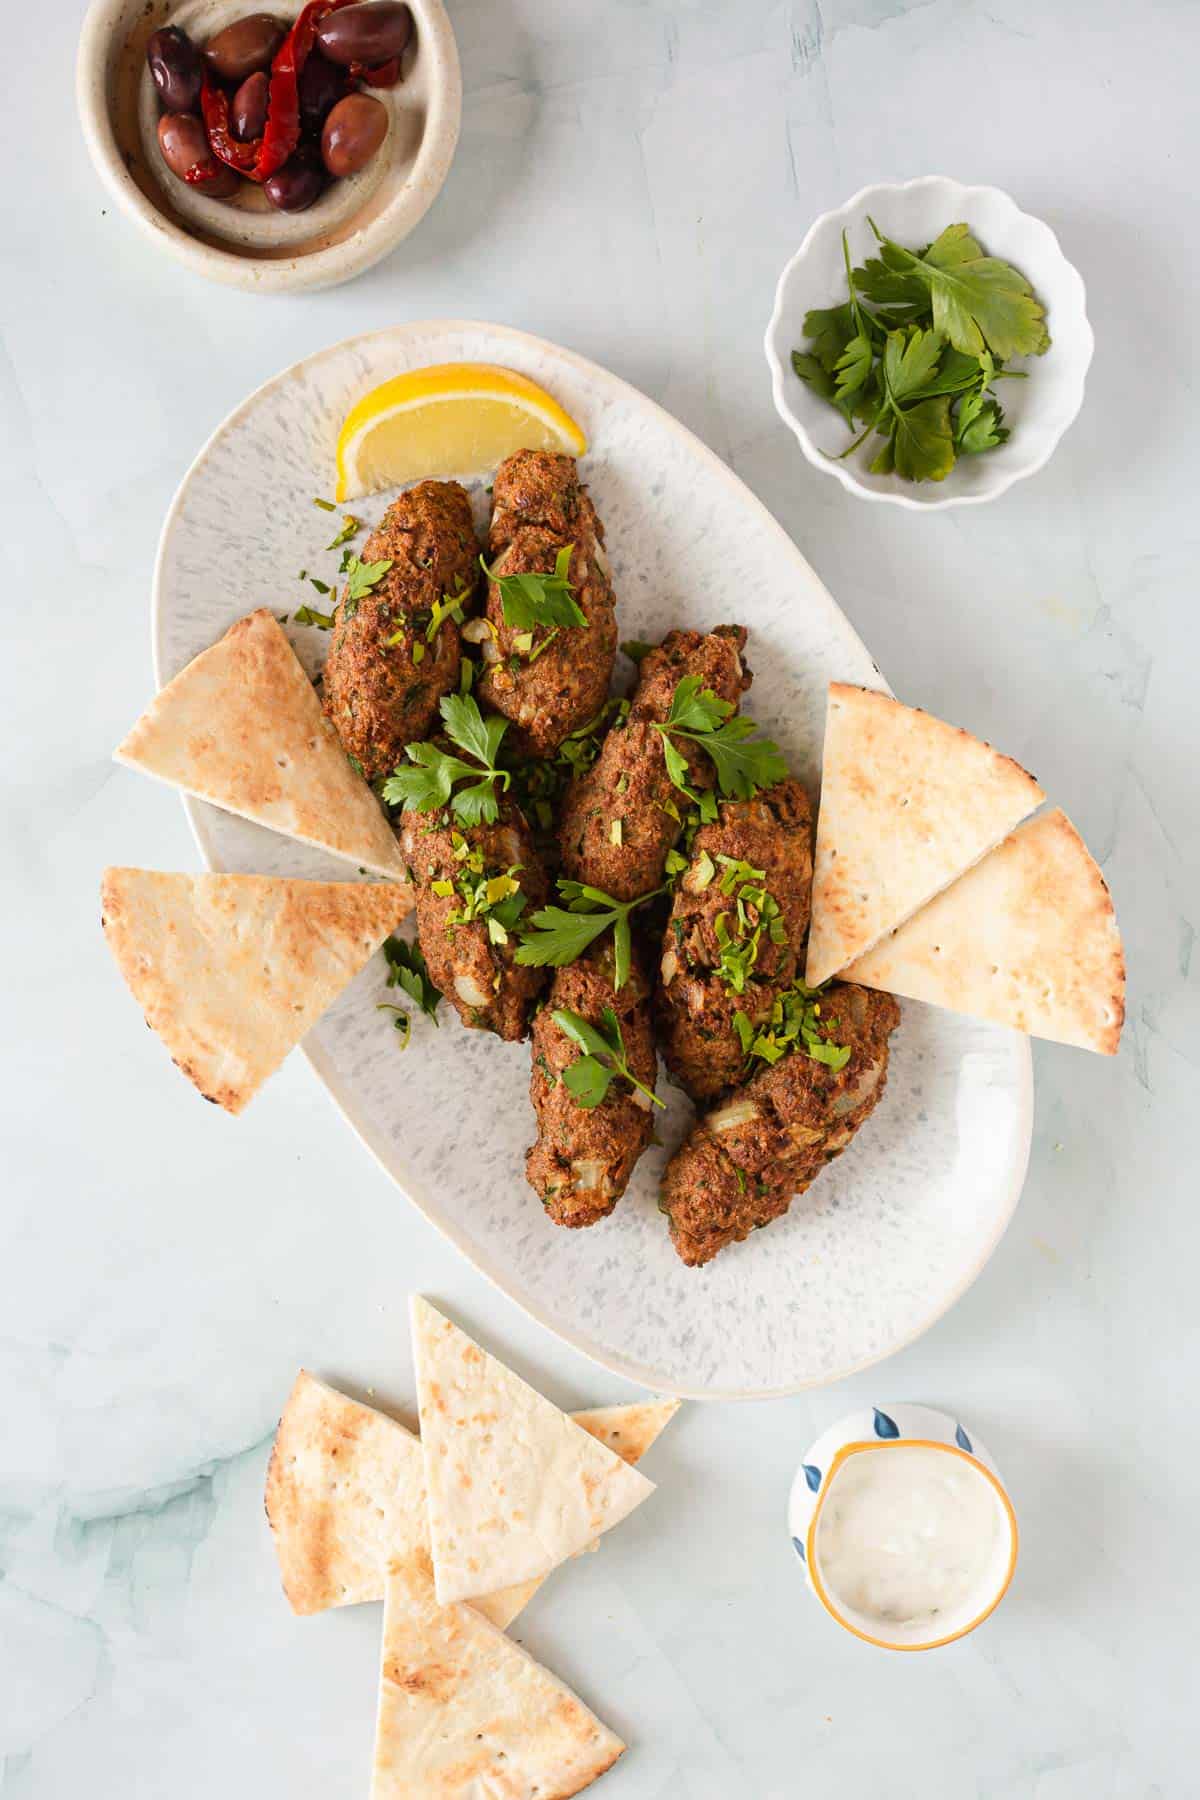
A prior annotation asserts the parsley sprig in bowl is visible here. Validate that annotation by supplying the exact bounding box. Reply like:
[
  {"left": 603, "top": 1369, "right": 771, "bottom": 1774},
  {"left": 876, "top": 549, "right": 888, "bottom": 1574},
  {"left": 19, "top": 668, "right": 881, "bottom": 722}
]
[{"left": 764, "top": 177, "right": 1093, "bottom": 510}]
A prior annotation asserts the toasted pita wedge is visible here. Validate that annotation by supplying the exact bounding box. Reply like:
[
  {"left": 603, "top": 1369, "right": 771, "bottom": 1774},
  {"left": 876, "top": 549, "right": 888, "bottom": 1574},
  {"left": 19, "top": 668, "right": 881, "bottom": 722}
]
[
  {"left": 265, "top": 1372, "right": 678, "bottom": 1619},
  {"left": 372, "top": 1551, "right": 624, "bottom": 1800},
  {"left": 844, "top": 810, "right": 1125, "bottom": 1053},
  {"left": 806, "top": 684, "right": 1044, "bottom": 985},
  {"left": 115, "top": 610, "right": 408, "bottom": 883},
  {"left": 101, "top": 870, "right": 408, "bottom": 1113},
  {"left": 412, "top": 1298, "right": 655, "bottom": 1605}
]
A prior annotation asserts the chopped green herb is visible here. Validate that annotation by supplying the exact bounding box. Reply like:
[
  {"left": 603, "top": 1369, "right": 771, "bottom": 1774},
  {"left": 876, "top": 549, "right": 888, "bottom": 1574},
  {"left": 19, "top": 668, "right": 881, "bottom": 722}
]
[
  {"left": 381, "top": 935, "right": 441, "bottom": 1026},
  {"left": 312, "top": 496, "right": 337, "bottom": 512},
  {"left": 326, "top": 514, "right": 363, "bottom": 552},
  {"left": 343, "top": 555, "right": 394, "bottom": 606},
  {"left": 426, "top": 585, "right": 469, "bottom": 643},
  {"left": 376, "top": 1003, "right": 412, "bottom": 1049},
  {"left": 621, "top": 639, "right": 653, "bottom": 664},
  {"left": 294, "top": 604, "right": 335, "bottom": 629}
]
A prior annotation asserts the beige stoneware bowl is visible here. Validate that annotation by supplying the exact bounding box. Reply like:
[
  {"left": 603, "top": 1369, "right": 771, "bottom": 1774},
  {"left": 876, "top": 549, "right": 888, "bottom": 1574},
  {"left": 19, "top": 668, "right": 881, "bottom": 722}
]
[{"left": 76, "top": 0, "right": 461, "bottom": 293}]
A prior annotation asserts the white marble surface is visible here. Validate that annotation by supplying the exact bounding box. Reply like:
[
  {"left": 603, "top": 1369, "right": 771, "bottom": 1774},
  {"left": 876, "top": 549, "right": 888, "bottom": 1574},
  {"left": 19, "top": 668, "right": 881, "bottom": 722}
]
[{"left": 2, "top": 0, "right": 1195, "bottom": 1792}]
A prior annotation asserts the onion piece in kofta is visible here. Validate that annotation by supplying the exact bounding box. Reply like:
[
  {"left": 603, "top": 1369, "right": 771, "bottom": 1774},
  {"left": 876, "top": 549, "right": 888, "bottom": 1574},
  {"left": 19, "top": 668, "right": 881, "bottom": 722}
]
[
  {"left": 323, "top": 482, "right": 479, "bottom": 782},
  {"left": 656, "top": 780, "right": 814, "bottom": 1104},
  {"left": 476, "top": 452, "right": 617, "bottom": 757},
  {"left": 659, "top": 983, "right": 901, "bottom": 1266},
  {"left": 399, "top": 801, "right": 548, "bottom": 1040},
  {"left": 526, "top": 936, "right": 658, "bottom": 1227},
  {"left": 559, "top": 625, "right": 750, "bottom": 902}
]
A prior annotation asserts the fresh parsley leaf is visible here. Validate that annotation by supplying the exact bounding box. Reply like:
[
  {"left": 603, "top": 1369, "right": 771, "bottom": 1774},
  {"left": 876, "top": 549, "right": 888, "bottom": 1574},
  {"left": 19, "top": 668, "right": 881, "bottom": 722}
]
[
  {"left": 440, "top": 692, "right": 508, "bottom": 770},
  {"left": 957, "top": 397, "right": 1009, "bottom": 455},
  {"left": 562, "top": 1054, "right": 613, "bottom": 1108},
  {"left": 869, "top": 219, "right": 1050, "bottom": 361},
  {"left": 799, "top": 301, "right": 856, "bottom": 373},
  {"left": 381, "top": 694, "right": 511, "bottom": 825},
  {"left": 515, "top": 877, "right": 664, "bottom": 988},
  {"left": 664, "top": 674, "right": 734, "bottom": 733},
  {"left": 343, "top": 556, "right": 394, "bottom": 606},
  {"left": 552, "top": 1006, "right": 663, "bottom": 1111},
  {"left": 482, "top": 544, "right": 587, "bottom": 632},
  {"left": 654, "top": 680, "right": 787, "bottom": 803},
  {"left": 382, "top": 935, "right": 441, "bottom": 1024}
]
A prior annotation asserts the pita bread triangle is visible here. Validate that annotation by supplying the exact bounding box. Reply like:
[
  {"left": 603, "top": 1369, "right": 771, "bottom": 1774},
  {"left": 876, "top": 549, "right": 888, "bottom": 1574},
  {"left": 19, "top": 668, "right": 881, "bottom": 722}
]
[
  {"left": 805, "top": 683, "right": 1045, "bottom": 986},
  {"left": 101, "top": 869, "right": 409, "bottom": 1113},
  {"left": 264, "top": 1371, "right": 678, "bottom": 1620},
  {"left": 372, "top": 1550, "right": 624, "bottom": 1800},
  {"left": 843, "top": 809, "right": 1125, "bottom": 1054},
  {"left": 115, "top": 609, "right": 409, "bottom": 883},
  {"left": 412, "top": 1297, "right": 656, "bottom": 1605}
]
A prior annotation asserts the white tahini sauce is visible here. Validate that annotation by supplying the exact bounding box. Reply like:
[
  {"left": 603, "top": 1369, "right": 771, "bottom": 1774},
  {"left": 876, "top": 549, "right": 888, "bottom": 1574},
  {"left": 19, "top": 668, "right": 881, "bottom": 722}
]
[{"left": 814, "top": 1446, "right": 1002, "bottom": 1628}]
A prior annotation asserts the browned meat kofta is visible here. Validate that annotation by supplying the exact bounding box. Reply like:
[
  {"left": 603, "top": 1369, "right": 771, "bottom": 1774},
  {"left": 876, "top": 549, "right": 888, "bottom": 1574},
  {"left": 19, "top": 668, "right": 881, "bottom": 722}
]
[
  {"left": 323, "top": 482, "right": 479, "bottom": 782},
  {"left": 558, "top": 626, "right": 751, "bottom": 901},
  {"left": 476, "top": 452, "right": 617, "bottom": 757},
  {"left": 656, "top": 780, "right": 814, "bottom": 1103},
  {"left": 525, "top": 936, "right": 658, "bottom": 1227},
  {"left": 659, "top": 983, "right": 901, "bottom": 1266},
  {"left": 399, "top": 801, "right": 549, "bottom": 1040}
]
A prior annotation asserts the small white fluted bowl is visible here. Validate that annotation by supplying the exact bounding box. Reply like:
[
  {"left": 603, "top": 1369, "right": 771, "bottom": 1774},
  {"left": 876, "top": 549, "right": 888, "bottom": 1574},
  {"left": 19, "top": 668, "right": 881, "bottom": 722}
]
[{"left": 764, "top": 177, "right": 1093, "bottom": 510}]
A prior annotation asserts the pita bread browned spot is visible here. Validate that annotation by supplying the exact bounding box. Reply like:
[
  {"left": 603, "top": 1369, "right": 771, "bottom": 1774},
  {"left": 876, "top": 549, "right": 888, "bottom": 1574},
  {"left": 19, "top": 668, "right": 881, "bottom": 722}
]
[
  {"left": 264, "top": 1372, "right": 679, "bottom": 1619},
  {"left": 100, "top": 870, "right": 409, "bottom": 1113},
  {"left": 115, "top": 609, "right": 409, "bottom": 884},
  {"left": 806, "top": 683, "right": 1045, "bottom": 985},
  {"left": 371, "top": 1551, "right": 624, "bottom": 1800},
  {"left": 412, "top": 1298, "right": 655, "bottom": 1605},
  {"left": 843, "top": 810, "right": 1125, "bottom": 1054}
]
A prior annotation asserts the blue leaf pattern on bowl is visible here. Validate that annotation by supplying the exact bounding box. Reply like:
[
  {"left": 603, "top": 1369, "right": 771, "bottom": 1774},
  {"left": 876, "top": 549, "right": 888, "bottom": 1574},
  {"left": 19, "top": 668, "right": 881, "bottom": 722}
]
[
  {"left": 792, "top": 1536, "right": 806, "bottom": 1562},
  {"left": 873, "top": 1408, "right": 900, "bottom": 1439},
  {"left": 955, "top": 1423, "right": 974, "bottom": 1453},
  {"left": 803, "top": 1462, "right": 822, "bottom": 1492}
]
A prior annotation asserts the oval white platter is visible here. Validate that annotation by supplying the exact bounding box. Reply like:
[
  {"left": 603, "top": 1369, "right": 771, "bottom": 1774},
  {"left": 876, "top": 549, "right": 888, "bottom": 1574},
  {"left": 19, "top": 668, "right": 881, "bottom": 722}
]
[{"left": 154, "top": 321, "right": 1032, "bottom": 1399}]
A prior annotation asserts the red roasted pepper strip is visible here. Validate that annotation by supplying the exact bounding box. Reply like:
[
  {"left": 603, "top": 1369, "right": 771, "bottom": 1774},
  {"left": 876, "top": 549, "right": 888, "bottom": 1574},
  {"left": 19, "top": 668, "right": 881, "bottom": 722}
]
[
  {"left": 198, "top": 0, "right": 355, "bottom": 184},
  {"left": 351, "top": 56, "right": 402, "bottom": 88}
]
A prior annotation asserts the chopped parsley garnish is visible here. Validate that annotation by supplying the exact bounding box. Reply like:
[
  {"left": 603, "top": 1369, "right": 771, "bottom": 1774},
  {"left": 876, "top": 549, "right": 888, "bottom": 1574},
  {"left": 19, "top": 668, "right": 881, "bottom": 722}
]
[
  {"left": 312, "top": 496, "right": 337, "bottom": 512},
  {"left": 325, "top": 514, "right": 363, "bottom": 552},
  {"left": 294, "top": 604, "right": 335, "bottom": 629},
  {"left": 515, "top": 876, "right": 664, "bottom": 991},
  {"left": 436, "top": 842, "right": 528, "bottom": 945},
  {"left": 426, "top": 585, "right": 469, "bottom": 642},
  {"left": 482, "top": 544, "right": 587, "bottom": 632},
  {"left": 621, "top": 639, "right": 653, "bottom": 663},
  {"left": 654, "top": 675, "right": 787, "bottom": 804},
  {"left": 381, "top": 693, "right": 511, "bottom": 827},
  {"left": 553, "top": 1006, "right": 663, "bottom": 1111},
  {"left": 733, "top": 981, "right": 850, "bottom": 1072},
  {"left": 381, "top": 935, "right": 442, "bottom": 1038},
  {"left": 376, "top": 1004, "right": 411, "bottom": 1049}
]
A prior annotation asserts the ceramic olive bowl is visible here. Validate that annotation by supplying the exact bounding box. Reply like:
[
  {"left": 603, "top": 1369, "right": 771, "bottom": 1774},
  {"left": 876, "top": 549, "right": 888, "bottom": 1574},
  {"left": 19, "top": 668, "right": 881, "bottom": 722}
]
[{"left": 76, "top": 0, "right": 461, "bottom": 293}]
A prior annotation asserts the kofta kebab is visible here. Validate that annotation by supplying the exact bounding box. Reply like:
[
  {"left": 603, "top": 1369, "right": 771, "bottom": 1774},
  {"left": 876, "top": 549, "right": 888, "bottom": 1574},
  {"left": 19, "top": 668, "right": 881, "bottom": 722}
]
[{"left": 107, "top": 449, "right": 1124, "bottom": 1267}]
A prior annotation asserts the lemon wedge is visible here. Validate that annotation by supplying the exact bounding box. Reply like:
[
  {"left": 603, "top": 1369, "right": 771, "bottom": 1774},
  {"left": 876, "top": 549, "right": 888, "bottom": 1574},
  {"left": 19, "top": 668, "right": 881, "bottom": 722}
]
[{"left": 334, "top": 363, "right": 588, "bottom": 501}]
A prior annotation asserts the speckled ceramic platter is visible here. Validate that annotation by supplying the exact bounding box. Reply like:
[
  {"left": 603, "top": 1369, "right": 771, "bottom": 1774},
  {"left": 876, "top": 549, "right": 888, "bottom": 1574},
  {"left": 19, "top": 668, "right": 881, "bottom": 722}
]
[{"left": 154, "top": 321, "right": 1033, "bottom": 1399}]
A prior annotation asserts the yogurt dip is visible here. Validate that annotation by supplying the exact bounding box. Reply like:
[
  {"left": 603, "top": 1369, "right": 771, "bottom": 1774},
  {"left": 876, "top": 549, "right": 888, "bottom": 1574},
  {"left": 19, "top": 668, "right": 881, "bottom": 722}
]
[{"left": 813, "top": 1443, "right": 1003, "bottom": 1629}]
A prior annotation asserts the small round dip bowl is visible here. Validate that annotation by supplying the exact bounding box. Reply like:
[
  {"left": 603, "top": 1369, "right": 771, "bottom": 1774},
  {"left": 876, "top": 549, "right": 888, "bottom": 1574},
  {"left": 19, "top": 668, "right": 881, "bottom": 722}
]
[
  {"left": 77, "top": 0, "right": 462, "bottom": 293},
  {"left": 788, "top": 1402, "right": 1019, "bottom": 1651}
]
